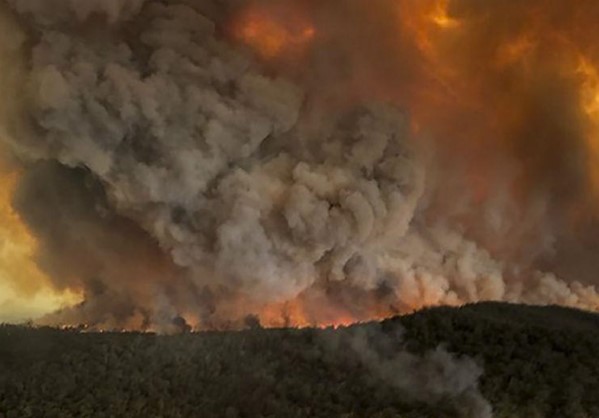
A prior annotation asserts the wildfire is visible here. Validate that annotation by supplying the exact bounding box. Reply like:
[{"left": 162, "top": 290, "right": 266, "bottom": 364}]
[
  {"left": 4, "top": 0, "right": 599, "bottom": 332},
  {"left": 256, "top": 298, "right": 365, "bottom": 329},
  {"left": 0, "top": 167, "right": 81, "bottom": 323}
]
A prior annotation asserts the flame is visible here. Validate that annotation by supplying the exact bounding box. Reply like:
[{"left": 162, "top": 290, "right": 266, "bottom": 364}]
[
  {"left": 0, "top": 168, "right": 82, "bottom": 323},
  {"left": 256, "top": 298, "right": 366, "bottom": 329},
  {"left": 247, "top": 288, "right": 414, "bottom": 329}
]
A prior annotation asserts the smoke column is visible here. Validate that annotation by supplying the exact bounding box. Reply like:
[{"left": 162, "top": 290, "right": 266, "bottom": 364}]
[{"left": 1, "top": 0, "right": 599, "bottom": 329}]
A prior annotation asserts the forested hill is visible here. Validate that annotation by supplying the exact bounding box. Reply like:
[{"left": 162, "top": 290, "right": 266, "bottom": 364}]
[
  {"left": 392, "top": 302, "right": 599, "bottom": 417},
  {"left": 1, "top": 302, "right": 599, "bottom": 418}
]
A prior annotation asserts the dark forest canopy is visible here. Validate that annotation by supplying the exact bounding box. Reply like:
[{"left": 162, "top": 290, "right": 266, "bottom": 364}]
[{"left": 1, "top": 302, "right": 599, "bottom": 418}]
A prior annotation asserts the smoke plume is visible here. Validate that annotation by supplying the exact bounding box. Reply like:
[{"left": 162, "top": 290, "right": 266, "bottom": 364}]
[
  {"left": 1, "top": 0, "right": 599, "bottom": 329},
  {"left": 327, "top": 325, "right": 493, "bottom": 418}
]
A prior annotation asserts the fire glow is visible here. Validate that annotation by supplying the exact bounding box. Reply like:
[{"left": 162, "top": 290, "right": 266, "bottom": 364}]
[
  {"left": 0, "top": 168, "right": 82, "bottom": 323},
  {"left": 232, "top": 4, "right": 316, "bottom": 60}
]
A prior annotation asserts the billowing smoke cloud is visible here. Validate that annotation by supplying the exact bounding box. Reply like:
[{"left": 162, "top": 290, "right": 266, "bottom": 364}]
[
  {"left": 1, "top": 0, "right": 599, "bottom": 329},
  {"left": 12, "top": 161, "right": 187, "bottom": 330}
]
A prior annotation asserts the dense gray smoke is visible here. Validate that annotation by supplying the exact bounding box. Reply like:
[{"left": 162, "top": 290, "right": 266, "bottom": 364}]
[{"left": 0, "top": 0, "right": 598, "bottom": 331}]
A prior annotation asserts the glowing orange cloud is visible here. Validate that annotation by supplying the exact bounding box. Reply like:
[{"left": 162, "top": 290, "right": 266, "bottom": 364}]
[
  {"left": 0, "top": 167, "right": 81, "bottom": 322},
  {"left": 231, "top": 4, "right": 315, "bottom": 60},
  {"left": 577, "top": 56, "right": 599, "bottom": 201}
]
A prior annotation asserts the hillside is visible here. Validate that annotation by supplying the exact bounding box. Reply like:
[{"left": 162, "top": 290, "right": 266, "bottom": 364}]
[{"left": 1, "top": 302, "right": 598, "bottom": 418}]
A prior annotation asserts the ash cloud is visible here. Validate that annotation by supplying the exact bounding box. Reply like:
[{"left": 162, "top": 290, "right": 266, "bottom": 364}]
[{"left": 0, "top": 0, "right": 598, "bottom": 329}]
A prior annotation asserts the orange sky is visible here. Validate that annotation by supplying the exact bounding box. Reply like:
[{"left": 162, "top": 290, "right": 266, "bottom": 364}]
[{"left": 0, "top": 167, "right": 81, "bottom": 323}]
